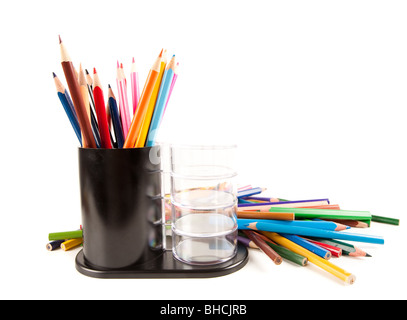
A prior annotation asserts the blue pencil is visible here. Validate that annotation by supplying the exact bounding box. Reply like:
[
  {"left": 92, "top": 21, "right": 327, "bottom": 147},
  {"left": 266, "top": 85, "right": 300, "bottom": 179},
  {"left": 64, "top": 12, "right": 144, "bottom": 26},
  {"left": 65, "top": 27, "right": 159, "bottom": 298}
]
[
  {"left": 237, "top": 187, "right": 266, "bottom": 198},
  {"left": 108, "top": 85, "right": 124, "bottom": 148},
  {"left": 280, "top": 234, "right": 331, "bottom": 259},
  {"left": 238, "top": 220, "right": 384, "bottom": 244},
  {"left": 237, "top": 218, "right": 347, "bottom": 231},
  {"left": 53, "top": 72, "right": 82, "bottom": 145},
  {"left": 146, "top": 55, "right": 176, "bottom": 147}
]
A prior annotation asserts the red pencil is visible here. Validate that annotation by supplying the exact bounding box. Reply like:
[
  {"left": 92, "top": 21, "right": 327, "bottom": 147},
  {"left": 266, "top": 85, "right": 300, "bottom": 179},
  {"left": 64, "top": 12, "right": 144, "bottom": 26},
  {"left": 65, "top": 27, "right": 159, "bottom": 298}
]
[
  {"left": 92, "top": 68, "right": 112, "bottom": 149},
  {"left": 303, "top": 238, "right": 342, "bottom": 257}
]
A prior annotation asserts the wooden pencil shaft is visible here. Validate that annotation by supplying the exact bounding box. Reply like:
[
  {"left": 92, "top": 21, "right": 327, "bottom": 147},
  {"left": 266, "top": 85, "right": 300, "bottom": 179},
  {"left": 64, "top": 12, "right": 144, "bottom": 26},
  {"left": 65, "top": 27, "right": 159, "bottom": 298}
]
[
  {"left": 61, "top": 61, "right": 96, "bottom": 148},
  {"left": 266, "top": 207, "right": 372, "bottom": 221},
  {"left": 237, "top": 211, "right": 294, "bottom": 220},
  {"left": 61, "top": 238, "right": 83, "bottom": 251},
  {"left": 243, "top": 230, "right": 282, "bottom": 265},
  {"left": 49, "top": 230, "right": 83, "bottom": 241},
  {"left": 240, "top": 220, "right": 384, "bottom": 244},
  {"left": 371, "top": 215, "right": 400, "bottom": 225},
  {"left": 264, "top": 232, "right": 356, "bottom": 284}
]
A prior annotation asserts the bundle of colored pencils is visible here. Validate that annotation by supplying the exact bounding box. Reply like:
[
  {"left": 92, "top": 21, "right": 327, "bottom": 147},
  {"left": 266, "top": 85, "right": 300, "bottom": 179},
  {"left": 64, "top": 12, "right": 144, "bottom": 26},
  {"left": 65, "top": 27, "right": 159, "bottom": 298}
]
[
  {"left": 46, "top": 228, "right": 83, "bottom": 251},
  {"left": 236, "top": 185, "right": 400, "bottom": 285},
  {"left": 53, "top": 36, "right": 179, "bottom": 149}
]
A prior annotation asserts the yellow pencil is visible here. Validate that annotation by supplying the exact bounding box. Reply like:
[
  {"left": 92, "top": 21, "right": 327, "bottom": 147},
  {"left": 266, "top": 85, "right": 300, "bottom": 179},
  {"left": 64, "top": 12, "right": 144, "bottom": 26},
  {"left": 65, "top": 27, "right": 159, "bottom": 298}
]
[
  {"left": 135, "top": 49, "right": 167, "bottom": 148},
  {"left": 61, "top": 238, "right": 83, "bottom": 251},
  {"left": 261, "top": 231, "right": 356, "bottom": 285}
]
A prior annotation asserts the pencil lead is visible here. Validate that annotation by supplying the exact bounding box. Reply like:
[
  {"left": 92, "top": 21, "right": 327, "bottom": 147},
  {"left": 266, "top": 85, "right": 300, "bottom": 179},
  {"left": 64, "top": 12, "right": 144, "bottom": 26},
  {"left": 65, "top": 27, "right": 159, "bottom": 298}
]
[
  {"left": 132, "top": 57, "right": 135, "bottom": 63},
  {"left": 366, "top": 253, "right": 372, "bottom": 257},
  {"left": 93, "top": 67, "right": 97, "bottom": 74},
  {"left": 108, "top": 84, "right": 111, "bottom": 88},
  {"left": 85, "top": 69, "right": 90, "bottom": 75},
  {"left": 120, "top": 63, "right": 123, "bottom": 69},
  {"left": 52, "top": 72, "right": 57, "bottom": 78},
  {"left": 58, "top": 35, "right": 62, "bottom": 44},
  {"left": 159, "top": 48, "right": 163, "bottom": 57},
  {"left": 117, "top": 60, "right": 120, "bottom": 68}
]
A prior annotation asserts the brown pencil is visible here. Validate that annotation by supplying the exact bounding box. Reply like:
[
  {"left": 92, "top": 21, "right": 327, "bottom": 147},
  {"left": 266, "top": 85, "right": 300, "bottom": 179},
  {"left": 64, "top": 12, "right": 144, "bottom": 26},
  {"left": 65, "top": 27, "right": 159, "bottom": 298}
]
[
  {"left": 237, "top": 210, "right": 294, "bottom": 221},
  {"left": 243, "top": 230, "right": 282, "bottom": 265},
  {"left": 59, "top": 36, "right": 96, "bottom": 148}
]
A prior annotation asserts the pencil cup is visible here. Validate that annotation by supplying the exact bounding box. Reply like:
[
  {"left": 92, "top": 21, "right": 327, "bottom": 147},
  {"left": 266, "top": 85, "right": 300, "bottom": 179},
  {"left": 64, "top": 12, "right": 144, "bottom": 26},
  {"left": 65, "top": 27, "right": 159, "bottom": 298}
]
[
  {"left": 170, "top": 145, "right": 238, "bottom": 265},
  {"left": 78, "top": 147, "right": 163, "bottom": 269}
]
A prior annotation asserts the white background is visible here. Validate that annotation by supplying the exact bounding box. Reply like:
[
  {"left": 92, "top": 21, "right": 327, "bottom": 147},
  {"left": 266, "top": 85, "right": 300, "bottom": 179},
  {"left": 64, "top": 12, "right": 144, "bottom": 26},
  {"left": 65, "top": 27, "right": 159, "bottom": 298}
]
[{"left": 1, "top": 0, "right": 406, "bottom": 300}]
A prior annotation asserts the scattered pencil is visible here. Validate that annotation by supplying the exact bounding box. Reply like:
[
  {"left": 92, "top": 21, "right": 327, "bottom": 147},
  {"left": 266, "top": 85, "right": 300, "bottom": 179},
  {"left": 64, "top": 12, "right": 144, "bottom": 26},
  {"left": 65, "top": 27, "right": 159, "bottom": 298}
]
[{"left": 243, "top": 230, "right": 282, "bottom": 265}]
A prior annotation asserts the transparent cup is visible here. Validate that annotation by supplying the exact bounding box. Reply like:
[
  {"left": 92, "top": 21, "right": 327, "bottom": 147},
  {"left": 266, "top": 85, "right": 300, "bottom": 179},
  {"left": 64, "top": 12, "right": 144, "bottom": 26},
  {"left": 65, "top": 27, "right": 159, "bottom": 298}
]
[{"left": 170, "top": 144, "right": 238, "bottom": 265}]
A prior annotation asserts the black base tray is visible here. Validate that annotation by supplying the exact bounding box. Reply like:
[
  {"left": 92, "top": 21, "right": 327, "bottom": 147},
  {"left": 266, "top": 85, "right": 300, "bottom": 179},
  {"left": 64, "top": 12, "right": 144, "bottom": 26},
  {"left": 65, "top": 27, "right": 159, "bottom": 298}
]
[{"left": 75, "top": 244, "right": 249, "bottom": 279}]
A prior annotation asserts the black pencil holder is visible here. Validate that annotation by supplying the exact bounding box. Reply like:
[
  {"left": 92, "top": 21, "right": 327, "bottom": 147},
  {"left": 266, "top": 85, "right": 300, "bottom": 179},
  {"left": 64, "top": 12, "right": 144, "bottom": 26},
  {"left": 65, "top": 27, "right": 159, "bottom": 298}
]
[{"left": 78, "top": 146, "right": 163, "bottom": 269}]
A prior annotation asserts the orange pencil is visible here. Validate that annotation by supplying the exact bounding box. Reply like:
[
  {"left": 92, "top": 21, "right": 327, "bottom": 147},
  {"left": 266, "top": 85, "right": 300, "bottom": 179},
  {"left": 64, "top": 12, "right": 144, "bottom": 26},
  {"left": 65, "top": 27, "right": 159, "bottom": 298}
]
[
  {"left": 123, "top": 51, "right": 162, "bottom": 148},
  {"left": 135, "top": 49, "right": 167, "bottom": 148}
]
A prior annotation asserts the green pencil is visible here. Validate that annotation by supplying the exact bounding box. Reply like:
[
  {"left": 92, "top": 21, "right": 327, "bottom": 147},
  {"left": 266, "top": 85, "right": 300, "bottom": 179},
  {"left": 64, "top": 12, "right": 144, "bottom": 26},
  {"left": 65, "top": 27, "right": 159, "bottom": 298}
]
[
  {"left": 371, "top": 215, "right": 400, "bottom": 226},
  {"left": 267, "top": 207, "right": 372, "bottom": 221},
  {"left": 265, "top": 239, "right": 308, "bottom": 266},
  {"left": 49, "top": 230, "right": 83, "bottom": 241}
]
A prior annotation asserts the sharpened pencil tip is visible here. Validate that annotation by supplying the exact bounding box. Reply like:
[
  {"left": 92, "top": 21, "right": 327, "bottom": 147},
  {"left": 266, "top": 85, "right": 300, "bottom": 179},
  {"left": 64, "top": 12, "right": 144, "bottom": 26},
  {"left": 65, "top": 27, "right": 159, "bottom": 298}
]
[
  {"left": 52, "top": 72, "right": 57, "bottom": 78},
  {"left": 132, "top": 57, "right": 135, "bottom": 63},
  {"left": 159, "top": 49, "right": 163, "bottom": 57},
  {"left": 117, "top": 60, "right": 120, "bottom": 68},
  {"left": 58, "top": 35, "right": 62, "bottom": 44},
  {"left": 108, "top": 84, "right": 111, "bottom": 88},
  {"left": 85, "top": 69, "right": 89, "bottom": 75},
  {"left": 93, "top": 67, "right": 97, "bottom": 74}
]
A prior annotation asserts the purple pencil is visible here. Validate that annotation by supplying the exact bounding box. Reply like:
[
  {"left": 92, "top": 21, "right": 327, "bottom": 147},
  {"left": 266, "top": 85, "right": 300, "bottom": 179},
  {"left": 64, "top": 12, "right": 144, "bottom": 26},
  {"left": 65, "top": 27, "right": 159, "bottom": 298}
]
[{"left": 238, "top": 198, "right": 330, "bottom": 211}]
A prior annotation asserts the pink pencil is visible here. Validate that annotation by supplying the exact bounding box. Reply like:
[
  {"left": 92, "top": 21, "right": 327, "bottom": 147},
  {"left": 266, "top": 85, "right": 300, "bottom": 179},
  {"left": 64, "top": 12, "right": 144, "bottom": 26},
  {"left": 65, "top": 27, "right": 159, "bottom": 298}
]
[
  {"left": 162, "top": 62, "right": 179, "bottom": 118},
  {"left": 130, "top": 57, "right": 140, "bottom": 115},
  {"left": 116, "top": 61, "right": 131, "bottom": 138}
]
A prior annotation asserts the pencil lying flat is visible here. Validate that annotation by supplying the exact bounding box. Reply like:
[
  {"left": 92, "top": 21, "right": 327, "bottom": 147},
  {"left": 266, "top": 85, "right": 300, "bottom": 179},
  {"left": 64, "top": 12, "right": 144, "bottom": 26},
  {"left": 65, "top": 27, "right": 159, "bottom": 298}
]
[
  {"left": 237, "top": 218, "right": 348, "bottom": 231},
  {"left": 238, "top": 220, "right": 384, "bottom": 244},
  {"left": 262, "top": 231, "right": 356, "bottom": 284}
]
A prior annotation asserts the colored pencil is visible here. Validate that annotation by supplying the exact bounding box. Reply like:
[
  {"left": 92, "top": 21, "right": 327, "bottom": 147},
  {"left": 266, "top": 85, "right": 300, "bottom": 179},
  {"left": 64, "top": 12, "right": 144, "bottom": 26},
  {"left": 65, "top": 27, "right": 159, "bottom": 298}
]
[
  {"left": 238, "top": 199, "right": 330, "bottom": 210},
  {"left": 52, "top": 72, "right": 82, "bottom": 145},
  {"left": 145, "top": 54, "right": 177, "bottom": 147},
  {"left": 108, "top": 84, "right": 124, "bottom": 148},
  {"left": 245, "top": 196, "right": 281, "bottom": 202},
  {"left": 123, "top": 52, "right": 162, "bottom": 148},
  {"left": 237, "top": 211, "right": 295, "bottom": 221},
  {"left": 46, "top": 239, "right": 65, "bottom": 251},
  {"left": 237, "top": 218, "right": 348, "bottom": 231},
  {"left": 136, "top": 49, "right": 167, "bottom": 147},
  {"left": 116, "top": 61, "right": 131, "bottom": 138},
  {"left": 61, "top": 238, "right": 83, "bottom": 251},
  {"left": 307, "top": 238, "right": 371, "bottom": 257},
  {"left": 253, "top": 232, "right": 308, "bottom": 266},
  {"left": 84, "top": 69, "right": 102, "bottom": 148},
  {"left": 371, "top": 215, "right": 400, "bottom": 225},
  {"left": 280, "top": 234, "right": 332, "bottom": 260},
  {"left": 323, "top": 219, "right": 369, "bottom": 228},
  {"left": 163, "top": 61, "right": 178, "bottom": 118},
  {"left": 243, "top": 230, "right": 282, "bottom": 265},
  {"left": 302, "top": 238, "right": 342, "bottom": 257},
  {"left": 237, "top": 187, "right": 266, "bottom": 198},
  {"left": 238, "top": 185, "right": 252, "bottom": 191},
  {"left": 299, "top": 204, "right": 341, "bottom": 210},
  {"left": 265, "top": 207, "right": 372, "bottom": 221},
  {"left": 78, "top": 64, "right": 91, "bottom": 147},
  {"left": 130, "top": 57, "right": 140, "bottom": 114},
  {"left": 237, "top": 235, "right": 259, "bottom": 249},
  {"left": 262, "top": 231, "right": 356, "bottom": 284},
  {"left": 239, "top": 220, "right": 384, "bottom": 244},
  {"left": 92, "top": 69, "right": 112, "bottom": 149},
  {"left": 59, "top": 36, "right": 96, "bottom": 148},
  {"left": 48, "top": 230, "right": 83, "bottom": 241}
]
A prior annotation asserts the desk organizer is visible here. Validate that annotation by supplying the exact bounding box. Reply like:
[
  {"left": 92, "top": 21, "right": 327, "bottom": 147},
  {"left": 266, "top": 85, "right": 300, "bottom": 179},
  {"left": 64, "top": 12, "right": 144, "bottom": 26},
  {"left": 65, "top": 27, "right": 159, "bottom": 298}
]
[{"left": 75, "top": 147, "right": 248, "bottom": 278}]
